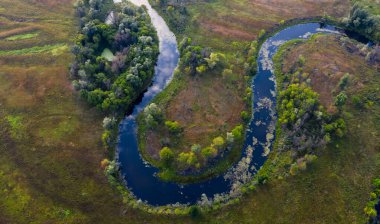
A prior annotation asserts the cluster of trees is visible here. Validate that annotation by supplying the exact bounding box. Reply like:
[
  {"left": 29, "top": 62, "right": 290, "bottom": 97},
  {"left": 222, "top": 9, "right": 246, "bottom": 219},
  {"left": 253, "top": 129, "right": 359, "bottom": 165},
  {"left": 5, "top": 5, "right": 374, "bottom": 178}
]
[
  {"left": 364, "top": 178, "right": 380, "bottom": 222},
  {"left": 277, "top": 82, "right": 346, "bottom": 152},
  {"left": 71, "top": 0, "right": 159, "bottom": 115},
  {"left": 179, "top": 37, "right": 226, "bottom": 75},
  {"left": 345, "top": 3, "right": 380, "bottom": 43},
  {"left": 152, "top": 0, "right": 189, "bottom": 32},
  {"left": 156, "top": 124, "right": 244, "bottom": 171},
  {"left": 245, "top": 40, "right": 258, "bottom": 76}
]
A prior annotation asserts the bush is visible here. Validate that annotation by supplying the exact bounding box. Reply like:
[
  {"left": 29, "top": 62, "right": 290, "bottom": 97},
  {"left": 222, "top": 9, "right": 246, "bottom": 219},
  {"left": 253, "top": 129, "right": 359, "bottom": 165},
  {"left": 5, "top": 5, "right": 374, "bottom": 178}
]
[
  {"left": 191, "top": 144, "right": 201, "bottom": 153},
  {"left": 102, "top": 130, "right": 112, "bottom": 148},
  {"left": 231, "top": 125, "right": 244, "bottom": 142},
  {"left": 188, "top": 205, "right": 201, "bottom": 218},
  {"left": 201, "top": 146, "right": 217, "bottom": 159},
  {"left": 212, "top": 136, "right": 225, "bottom": 151},
  {"left": 165, "top": 120, "right": 182, "bottom": 134},
  {"left": 159, "top": 147, "right": 174, "bottom": 165},
  {"left": 240, "top": 111, "right": 250, "bottom": 122},
  {"left": 338, "top": 73, "right": 349, "bottom": 90},
  {"left": 103, "top": 116, "right": 116, "bottom": 129},
  {"left": 335, "top": 91, "right": 347, "bottom": 109}
]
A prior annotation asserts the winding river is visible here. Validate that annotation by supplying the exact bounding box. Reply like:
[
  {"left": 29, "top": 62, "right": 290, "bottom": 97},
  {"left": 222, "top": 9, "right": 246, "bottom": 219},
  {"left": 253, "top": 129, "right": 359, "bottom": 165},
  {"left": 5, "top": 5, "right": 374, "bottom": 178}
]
[{"left": 115, "top": 0, "right": 341, "bottom": 206}]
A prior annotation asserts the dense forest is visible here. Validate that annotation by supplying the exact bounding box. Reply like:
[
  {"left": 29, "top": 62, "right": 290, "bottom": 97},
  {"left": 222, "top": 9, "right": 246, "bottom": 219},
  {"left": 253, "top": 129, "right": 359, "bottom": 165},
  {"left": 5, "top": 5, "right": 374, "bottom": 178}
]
[{"left": 71, "top": 0, "right": 159, "bottom": 116}]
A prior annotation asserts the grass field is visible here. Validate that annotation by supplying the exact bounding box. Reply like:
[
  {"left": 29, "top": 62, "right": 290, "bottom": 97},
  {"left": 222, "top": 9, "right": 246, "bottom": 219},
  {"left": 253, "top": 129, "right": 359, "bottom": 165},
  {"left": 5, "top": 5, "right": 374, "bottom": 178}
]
[
  {"left": 1, "top": 0, "right": 379, "bottom": 223},
  {"left": 0, "top": 0, "right": 173, "bottom": 223}
]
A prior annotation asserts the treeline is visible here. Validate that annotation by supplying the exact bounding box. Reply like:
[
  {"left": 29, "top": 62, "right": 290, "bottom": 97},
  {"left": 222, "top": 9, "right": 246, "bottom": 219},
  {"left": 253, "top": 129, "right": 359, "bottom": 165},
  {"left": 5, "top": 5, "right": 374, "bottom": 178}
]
[
  {"left": 151, "top": 0, "right": 190, "bottom": 33},
  {"left": 364, "top": 178, "right": 380, "bottom": 223},
  {"left": 179, "top": 37, "right": 226, "bottom": 75},
  {"left": 71, "top": 0, "right": 159, "bottom": 115},
  {"left": 345, "top": 2, "right": 380, "bottom": 43}
]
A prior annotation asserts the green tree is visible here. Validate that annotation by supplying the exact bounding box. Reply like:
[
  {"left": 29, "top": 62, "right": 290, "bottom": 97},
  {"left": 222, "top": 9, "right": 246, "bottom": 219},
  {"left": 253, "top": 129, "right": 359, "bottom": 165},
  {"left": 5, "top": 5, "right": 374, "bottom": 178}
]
[
  {"left": 159, "top": 147, "right": 174, "bottom": 165},
  {"left": 335, "top": 92, "right": 347, "bottom": 109},
  {"left": 165, "top": 120, "right": 182, "bottom": 134},
  {"left": 212, "top": 136, "right": 225, "bottom": 150},
  {"left": 201, "top": 146, "right": 217, "bottom": 159}
]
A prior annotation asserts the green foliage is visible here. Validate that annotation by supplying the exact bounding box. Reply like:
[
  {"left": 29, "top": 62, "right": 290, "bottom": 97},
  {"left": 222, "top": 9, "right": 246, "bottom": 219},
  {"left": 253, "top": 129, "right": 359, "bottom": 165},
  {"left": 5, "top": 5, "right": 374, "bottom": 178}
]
[
  {"left": 5, "top": 115, "right": 26, "bottom": 140},
  {"left": 72, "top": 2, "right": 159, "bottom": 115},
  {"left": 102, "top": 130, "right": 112, "bottom": 148},
  {"left": 346, "top": 3, "right": 380, "bottom": 43},
  {"left": 212, "top": 136, "right": 225, "bottom": 150},
  {"left": 231, "top": 125, "right": 244, "bottom": 142},
  {"left": 159, "top": 147, "right": 174, "bottom": 165},
  {"left": 179, "top": 37, "right": 222, "bottom": 75},
  {"left": 335, "top": 91, "right": 347, "bottom": 109},
  {"left": 188, "top": 205, "right": 201, "bottom": 218},
  {"left": 177, "top": 152, "right": 198, "bottom": 169},
  {"left": 298, "top": 55, "right": 306, "bottom": 66},
  {"left": 191, "top": 144, "right": 202, "bottom": 153},
  {"left": 205, "top": 52, "right": 226, "bottom": 69},
  {"left": 240, "top": 111, "right": 250, "bottom": 122},
  {"left": 0, "top": 44, "right": 66, "bottom": 56},
  {"left": 5, "top": 32, "right": 39, "bottom": 41},
  {"left": 338, "top": 73, "right": 350, "bottom": 90},
  {"left": 165, "top": 120, "right": 182, "bottom": 134},
  {"left": 278, "top": 83, "right": 319, "bottom": 125},
  {"left": 201, "top": 146, "right": 217, "bottom": 159},
  {"left": 144, "top": 103, "right": 162, "bottom": 128},
  {"left": 364, "top": 178, "right": 380, "bottom": 219}
]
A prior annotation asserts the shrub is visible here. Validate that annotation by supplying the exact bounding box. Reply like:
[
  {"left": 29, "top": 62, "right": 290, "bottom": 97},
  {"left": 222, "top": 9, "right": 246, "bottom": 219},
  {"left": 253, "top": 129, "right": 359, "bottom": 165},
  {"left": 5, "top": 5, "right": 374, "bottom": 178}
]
[
  {"left": 165, "top": 120, "right": 182, "bottom": 134},
  {"left": 231, "top": 125, "right": 244, "bottom": 142},
  {"left": 189, "top": 205, "right": 201, "bottom": 218},
  {"left": 338, "top": 73, "right": 350, "bottom": 90},
  {"left": 240, "top": 111, "right": 250, "bottom": 122},
  {"left": 102, "top": 130, "right": 112, "bottom": 148},
  {"left": 102, "top": 116, "right": 116, "bottom": 129},
  {"left": 212, "top": 136, "right": 225, "bottom": 151},
  {"left": 335, "top": 91, "right": 347, "bottom": 109},
  {"left": 201, "top": 146, "right": 217, "bottom": 159},
  {"left": 191, "top": 144, "right": 201, "bottom": 153},
  {"left": 159, "top": 147, "right": 174, "bottom": 165}
]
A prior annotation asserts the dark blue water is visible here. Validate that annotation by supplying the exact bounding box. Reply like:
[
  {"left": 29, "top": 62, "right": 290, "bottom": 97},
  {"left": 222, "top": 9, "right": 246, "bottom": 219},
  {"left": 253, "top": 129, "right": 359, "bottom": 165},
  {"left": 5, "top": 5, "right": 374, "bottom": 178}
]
[{"left": 116, "top": 0, "right": 340, "bottom": 206}]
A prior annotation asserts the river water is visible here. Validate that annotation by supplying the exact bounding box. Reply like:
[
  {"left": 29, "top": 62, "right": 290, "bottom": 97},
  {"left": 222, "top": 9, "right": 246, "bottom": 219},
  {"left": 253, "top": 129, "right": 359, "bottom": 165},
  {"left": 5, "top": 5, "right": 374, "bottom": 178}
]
[{"left": 114, "top": 0, "right": 340, "bottom": 206}]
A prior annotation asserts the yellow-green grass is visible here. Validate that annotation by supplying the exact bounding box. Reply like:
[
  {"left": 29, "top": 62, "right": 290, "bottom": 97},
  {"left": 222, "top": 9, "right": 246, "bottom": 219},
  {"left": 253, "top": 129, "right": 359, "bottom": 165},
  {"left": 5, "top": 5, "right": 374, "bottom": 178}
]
[
  {"left": 0, "top": 43, "right": 66, "bottom": 56},
  {"left": 5, "top": 32, "right": 39, "bottom": 41}
]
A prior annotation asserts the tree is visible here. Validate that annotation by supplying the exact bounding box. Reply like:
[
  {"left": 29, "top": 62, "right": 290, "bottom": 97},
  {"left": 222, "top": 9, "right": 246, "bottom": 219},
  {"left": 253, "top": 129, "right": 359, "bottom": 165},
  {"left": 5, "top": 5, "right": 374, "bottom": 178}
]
[
  {"left": 103, "top": 116, "right": 116, "bottom": 129},
  {"left": 191, "top": 144, "right": 201, "bottom": 153},
  {"left": 335, "top": 92, "right": 347, "bottom": 109},
  {"left": 165, "top": 120, "right": 182, "bottom": 134},
  {"left": 338, "top": 73, "right": 349, "bottom": 90},
  {"left": 212, "top": 136, "right": 225, "bottom": 151},
  {"left": 240, "top": 111, "right": 250, "bottom": 122},
  {"left": 232, "top": 125, "right": 244, "bottom": 141},
  {"left": 201, "top": 146, "right": 217, "bottom": 159},
  {"left": 205, "top": 52, "right": 226, "bottom": 69},
  {"left": 159, "top": 147, "right": 174, "bottom": 165},
  {"left": 144, "top": 103, "right": 162, "bottom": 127},
  {"left": 177, "top": 152, "right": 198, "bottom": 168}
]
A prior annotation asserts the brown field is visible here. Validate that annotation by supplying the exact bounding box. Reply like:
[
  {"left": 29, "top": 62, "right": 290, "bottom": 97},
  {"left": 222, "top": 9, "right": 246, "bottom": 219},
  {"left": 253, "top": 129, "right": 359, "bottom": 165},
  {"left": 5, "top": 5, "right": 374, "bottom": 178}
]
[
  {"left": 145, "top": 69, "right": 246, "bottom": 160},
  {"left": 187, "top": 0, "right": 350, "bottom": 46}
]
